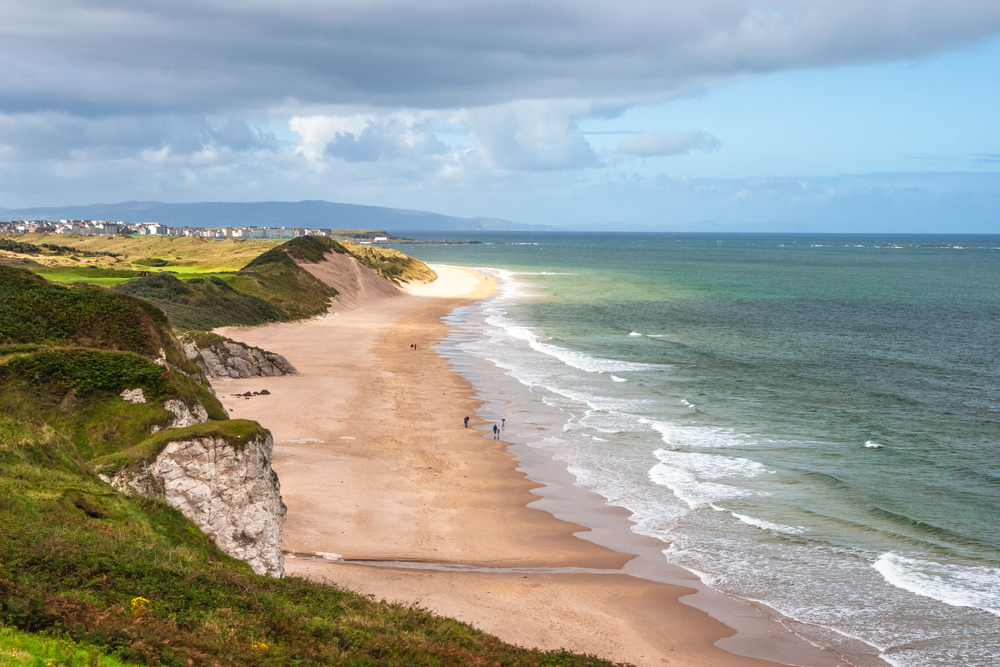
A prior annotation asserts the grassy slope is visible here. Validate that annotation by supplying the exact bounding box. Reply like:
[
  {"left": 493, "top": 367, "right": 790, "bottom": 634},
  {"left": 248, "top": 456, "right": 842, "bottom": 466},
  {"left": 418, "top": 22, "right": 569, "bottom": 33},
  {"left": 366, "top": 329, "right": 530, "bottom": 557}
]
[
  {"left": 0, "top": 268, "right": 182, "bottom": 364},
  {"left": 112, "top": 274, "right": 285, "bottom": 331},
  {"left": 340, "top": 241, "right": 437, "bottom": 284},
  {"left": 0, "top": 270, "right": 622, "bottom": 667},
  {"left": 220, "top": 238, "right": 340, "bottom": 322},
  {"left": 3, "top": 234, "right": 437, "bottom": 330},
  {"left": 1, "top": 234, "right": 282, "bottom": 272}
]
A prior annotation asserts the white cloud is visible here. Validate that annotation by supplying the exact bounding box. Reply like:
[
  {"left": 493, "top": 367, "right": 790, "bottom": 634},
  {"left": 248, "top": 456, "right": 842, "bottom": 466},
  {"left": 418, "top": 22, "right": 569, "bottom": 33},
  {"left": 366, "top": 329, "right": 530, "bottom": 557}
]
[
  {"left": 461, "top": 100, "right": 598, "bottom": 171},
  {"left": 617, "top": 131, "right": 721, "bottom": 157}
]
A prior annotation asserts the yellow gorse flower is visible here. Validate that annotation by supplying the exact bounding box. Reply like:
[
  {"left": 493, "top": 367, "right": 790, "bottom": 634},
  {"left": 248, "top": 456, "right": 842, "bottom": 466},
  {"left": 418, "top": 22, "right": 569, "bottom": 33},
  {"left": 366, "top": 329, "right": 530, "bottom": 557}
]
[{"left": 130, "top": 596, "right": 151, "bottom": 615}]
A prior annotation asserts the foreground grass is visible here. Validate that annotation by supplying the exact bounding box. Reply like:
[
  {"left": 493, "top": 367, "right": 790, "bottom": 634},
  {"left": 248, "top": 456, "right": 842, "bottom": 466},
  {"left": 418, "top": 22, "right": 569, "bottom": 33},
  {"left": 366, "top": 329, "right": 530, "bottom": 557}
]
[
  {"left": 0, "top": 625, "right": 132, "bottom": 667},
  {"left": 0, "top": 381, "right": 623, "bottom": 667}
]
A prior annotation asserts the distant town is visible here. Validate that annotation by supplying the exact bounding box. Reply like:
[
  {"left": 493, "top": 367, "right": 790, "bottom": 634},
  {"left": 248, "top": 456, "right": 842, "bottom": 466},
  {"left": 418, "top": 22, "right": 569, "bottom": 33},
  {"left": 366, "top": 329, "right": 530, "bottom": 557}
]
[{"left": 0, "top": 219, "right": 393, "bottom": 242}]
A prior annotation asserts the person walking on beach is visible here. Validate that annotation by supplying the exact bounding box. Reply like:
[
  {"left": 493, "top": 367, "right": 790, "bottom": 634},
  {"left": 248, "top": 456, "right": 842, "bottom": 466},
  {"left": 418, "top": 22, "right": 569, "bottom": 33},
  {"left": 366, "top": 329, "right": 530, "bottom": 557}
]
[
  {"left": 493, "top": 424, "right": 499, "bottom": 439},
  {"left": 502, "top": 418, "right": 505, "bottom": 430},
  {"left": 464, "top": 416, "right": 469, "bottom": 428}
]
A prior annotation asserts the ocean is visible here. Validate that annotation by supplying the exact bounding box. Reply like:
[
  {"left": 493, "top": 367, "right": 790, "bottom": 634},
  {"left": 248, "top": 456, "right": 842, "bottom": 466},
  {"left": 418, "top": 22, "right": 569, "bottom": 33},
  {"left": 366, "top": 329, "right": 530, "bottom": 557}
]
[{"left": 390, "top": 233, "right": 1000, "bottom": 667}]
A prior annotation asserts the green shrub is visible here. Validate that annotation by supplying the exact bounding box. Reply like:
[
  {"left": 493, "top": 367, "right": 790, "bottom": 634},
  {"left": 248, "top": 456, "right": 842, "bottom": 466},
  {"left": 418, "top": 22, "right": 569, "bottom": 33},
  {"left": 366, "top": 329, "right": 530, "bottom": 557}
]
[
  {"left": 113, "top": 274, "right": 285, "bottom": 330},
  {"left": 0, "top": 268, "right": 177, "bottom": 362},
  {"left": 133, "top": 258, "right": 169, "bottom": 267},
  {"left": 0, "top": 350, "right": 168, "bottom": 398}
]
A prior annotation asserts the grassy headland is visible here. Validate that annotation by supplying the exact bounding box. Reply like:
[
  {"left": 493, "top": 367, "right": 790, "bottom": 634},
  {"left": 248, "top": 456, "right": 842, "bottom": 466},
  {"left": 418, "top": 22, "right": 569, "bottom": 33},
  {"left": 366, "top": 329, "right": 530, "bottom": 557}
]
[
  {"left": 0, "top": 268, "right": 620, "bottom": 667},
  {"left": 1, "top": 234, "right": 436, "bottom": 330}
]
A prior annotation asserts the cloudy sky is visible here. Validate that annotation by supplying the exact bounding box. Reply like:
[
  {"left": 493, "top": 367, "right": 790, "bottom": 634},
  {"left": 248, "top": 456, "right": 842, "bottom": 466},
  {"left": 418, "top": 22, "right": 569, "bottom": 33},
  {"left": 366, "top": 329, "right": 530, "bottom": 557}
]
[{"left": 2, "top": 0, "right": 999, "bottom": 231}]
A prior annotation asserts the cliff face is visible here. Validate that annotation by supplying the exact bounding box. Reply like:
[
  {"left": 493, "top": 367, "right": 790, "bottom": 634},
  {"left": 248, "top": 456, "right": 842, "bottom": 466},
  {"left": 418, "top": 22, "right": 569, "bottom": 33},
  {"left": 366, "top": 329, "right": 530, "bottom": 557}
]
[
  {"left": 184, "top": 336, "right": 298, "bottom": 379},
  {"left": 103, "top": 430, "right": 286, "bottom": 577}
]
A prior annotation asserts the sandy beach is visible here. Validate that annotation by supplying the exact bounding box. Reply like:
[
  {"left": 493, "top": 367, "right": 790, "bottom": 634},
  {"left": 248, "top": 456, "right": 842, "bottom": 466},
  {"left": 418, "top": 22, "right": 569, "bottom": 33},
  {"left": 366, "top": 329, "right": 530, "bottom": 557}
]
[{"left": 213, "top": 266, "right": 847, "bottom": 667}]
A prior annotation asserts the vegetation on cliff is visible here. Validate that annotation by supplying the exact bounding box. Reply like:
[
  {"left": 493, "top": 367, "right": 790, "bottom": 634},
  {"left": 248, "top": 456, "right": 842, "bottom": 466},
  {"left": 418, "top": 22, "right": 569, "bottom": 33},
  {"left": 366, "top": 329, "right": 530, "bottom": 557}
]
[
  {"left": 0, "top": 267, "right": 621, "bottom": 667},
  {"left": 113, "top": 274, "right": 284, "bottom": 330},
  {"left": 0, "top": 267, "right": 180, "bottom": 361},
  {"left": 340, "top": 241, "right": 437, "bottom": 284},
  {"left": 91, "top": 419, "right": 270, "bottom": 477}
]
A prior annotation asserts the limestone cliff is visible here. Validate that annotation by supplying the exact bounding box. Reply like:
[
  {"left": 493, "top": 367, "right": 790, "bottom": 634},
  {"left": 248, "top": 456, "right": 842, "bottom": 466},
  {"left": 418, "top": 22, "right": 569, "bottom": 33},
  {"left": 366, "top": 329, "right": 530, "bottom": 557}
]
[
  {"left": 183, "top": 335, "right": 298, "bottom": 379},
  {"left": 99, "top": 425, "right": 286, "bottom": 577}
]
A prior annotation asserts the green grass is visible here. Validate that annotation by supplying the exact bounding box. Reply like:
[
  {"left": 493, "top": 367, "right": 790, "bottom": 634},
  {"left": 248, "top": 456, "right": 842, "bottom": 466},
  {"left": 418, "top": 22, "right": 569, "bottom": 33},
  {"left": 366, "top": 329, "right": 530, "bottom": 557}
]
[
  {"left": 0, "top": 624, "right": 132, "bottom": 667},
  {"left": 0, "top": 268, "right": 182, "bottom": 365},
  {"left": 0, "top": 404, "right": 623, "bottom": 667},
  {"left": 90, "top": 420, "right": 268, "bottom": 477},
  {"left": 112, "top": 274, "right": 284, "bottom": 331},
  {"left": 33, "top": 269, "right": 138, "bottom": 288},
  {"left": 340, "top": 242, "right": 437, "bottom": 284}
]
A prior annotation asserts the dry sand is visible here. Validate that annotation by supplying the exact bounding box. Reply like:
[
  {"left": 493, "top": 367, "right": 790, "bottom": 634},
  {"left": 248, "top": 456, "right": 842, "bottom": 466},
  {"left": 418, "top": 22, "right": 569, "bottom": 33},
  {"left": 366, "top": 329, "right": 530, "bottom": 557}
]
[{"left": 213, "top": 266, "right": 847, "bottom": 667}]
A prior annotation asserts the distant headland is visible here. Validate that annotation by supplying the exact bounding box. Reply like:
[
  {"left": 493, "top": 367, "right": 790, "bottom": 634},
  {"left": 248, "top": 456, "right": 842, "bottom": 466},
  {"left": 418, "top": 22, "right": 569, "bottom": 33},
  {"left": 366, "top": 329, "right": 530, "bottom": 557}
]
[{"left": 0, "top": 199, "right": 554, "bottom": 232}]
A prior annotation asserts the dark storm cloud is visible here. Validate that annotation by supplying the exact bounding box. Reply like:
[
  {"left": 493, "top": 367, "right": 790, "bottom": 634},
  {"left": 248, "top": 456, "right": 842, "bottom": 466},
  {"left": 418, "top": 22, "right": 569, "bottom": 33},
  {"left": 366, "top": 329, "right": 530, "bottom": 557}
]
[{"left": 3, "top": 1, "right": 1000, "bottom": 115}]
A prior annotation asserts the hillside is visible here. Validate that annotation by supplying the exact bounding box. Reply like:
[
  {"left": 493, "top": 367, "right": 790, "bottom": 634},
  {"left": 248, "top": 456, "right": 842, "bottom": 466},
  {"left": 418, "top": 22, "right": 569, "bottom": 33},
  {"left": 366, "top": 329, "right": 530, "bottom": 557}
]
[
  {"left": 0, "top": 233, "right": 437, "bottom": 330},
  {"left": 1, "top": 200, "right": 554, "bottom": 231},
  {"left": 0, "top": 268, "right": 623, "bottom": 667}
]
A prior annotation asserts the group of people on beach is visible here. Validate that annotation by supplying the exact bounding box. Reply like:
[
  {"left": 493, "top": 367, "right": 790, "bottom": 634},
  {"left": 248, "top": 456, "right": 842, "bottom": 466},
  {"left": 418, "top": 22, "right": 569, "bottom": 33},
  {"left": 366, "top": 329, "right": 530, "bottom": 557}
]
[{"left": 464, "top": 415, "right": 504, "bottom": 439}]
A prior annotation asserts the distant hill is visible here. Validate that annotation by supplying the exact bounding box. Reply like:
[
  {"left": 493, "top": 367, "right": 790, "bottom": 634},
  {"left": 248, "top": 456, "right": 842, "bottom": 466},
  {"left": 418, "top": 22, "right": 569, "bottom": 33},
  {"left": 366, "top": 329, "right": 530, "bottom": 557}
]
[{"left": 1, "top": 200, "right": 552, "bottom": 231}]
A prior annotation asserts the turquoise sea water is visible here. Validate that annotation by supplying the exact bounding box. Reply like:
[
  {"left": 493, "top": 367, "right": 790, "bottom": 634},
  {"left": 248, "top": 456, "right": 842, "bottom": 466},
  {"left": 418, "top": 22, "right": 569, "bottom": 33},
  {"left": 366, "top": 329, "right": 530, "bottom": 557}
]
[{"left": 392, "top": 233, "right": 1000, "bottom": 667}]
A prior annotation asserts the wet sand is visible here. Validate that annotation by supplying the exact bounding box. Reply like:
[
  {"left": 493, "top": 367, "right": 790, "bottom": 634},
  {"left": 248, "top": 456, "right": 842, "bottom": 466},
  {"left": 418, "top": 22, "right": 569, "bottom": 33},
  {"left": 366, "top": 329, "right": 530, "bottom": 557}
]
[{"left": 213, "top": 266, "right": 844, "bottom": 667}]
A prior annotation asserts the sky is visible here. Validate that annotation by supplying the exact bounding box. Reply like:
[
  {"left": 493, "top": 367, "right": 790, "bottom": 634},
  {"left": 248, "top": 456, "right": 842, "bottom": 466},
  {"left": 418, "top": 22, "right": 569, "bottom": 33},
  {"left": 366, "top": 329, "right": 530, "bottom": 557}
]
[{"left": 2, "top": 1, "right": 999, "bottom": 232}]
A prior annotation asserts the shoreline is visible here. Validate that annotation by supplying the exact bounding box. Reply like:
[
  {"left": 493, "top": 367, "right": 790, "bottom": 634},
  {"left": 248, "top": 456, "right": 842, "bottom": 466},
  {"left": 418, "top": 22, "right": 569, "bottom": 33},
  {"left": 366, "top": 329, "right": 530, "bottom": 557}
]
[{"left": 213, "top": 265, "right": 857, "bottom": 667}]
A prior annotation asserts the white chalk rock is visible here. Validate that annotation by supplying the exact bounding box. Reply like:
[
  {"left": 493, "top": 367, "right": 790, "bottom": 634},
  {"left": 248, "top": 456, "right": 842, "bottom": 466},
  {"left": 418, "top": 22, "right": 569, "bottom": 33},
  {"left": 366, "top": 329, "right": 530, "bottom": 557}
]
[
  {"left": 104, "top": 432, "right": 286, "bottom": 577},
  {"left": 163, "top": 399, "right": 210, "bottom": 428},
  {"left": 120, "top": 388, "right": 146, "bottom": 404}
]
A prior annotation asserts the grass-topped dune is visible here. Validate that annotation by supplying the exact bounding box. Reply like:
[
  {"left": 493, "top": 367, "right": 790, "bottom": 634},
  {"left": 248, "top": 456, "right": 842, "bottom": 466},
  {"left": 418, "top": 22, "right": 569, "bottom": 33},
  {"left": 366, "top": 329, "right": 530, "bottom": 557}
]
[{"left": 114, "top": 236, "right": 437, "bottom": 329}]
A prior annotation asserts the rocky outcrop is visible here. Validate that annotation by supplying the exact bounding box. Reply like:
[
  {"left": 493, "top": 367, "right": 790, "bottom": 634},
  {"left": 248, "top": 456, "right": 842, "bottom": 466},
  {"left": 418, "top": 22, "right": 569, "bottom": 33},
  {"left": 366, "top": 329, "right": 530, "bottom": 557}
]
[
  {"left": 102, "top": 432, "right": 286, "bottom": 577},
  {"left": 184, "top": 337, "right": 298, "bottom": 379},
  {"left": 163, "top": 399, "right": 209, "bottom": 428},
  {"left": 147, "top": 399, "right": 210, "bottom": 433}
]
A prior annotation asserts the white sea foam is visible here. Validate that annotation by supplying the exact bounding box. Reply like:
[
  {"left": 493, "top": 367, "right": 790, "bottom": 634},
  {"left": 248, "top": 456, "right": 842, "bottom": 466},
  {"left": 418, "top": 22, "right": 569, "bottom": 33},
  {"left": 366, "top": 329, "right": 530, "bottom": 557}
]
[
  {"left": 865, "top": 441, "right": 883, "bottom": 448},
  {"left": 479, "top": 281, "right": 664, "bottom": 374},
  {"left": 649, "top": 449, "right": 771, "bottom": 508},
  {"left": 873, "top": 553, "right": 1000, "bottom": 616},
  {"left": 643, "top": 419, "right": 757, "bottom": 449},
  {"left": 512, "top": 271, "right": 575, "bottom": 274},
  {"left": 731, "top": 512, "right": 807, "bottom": 535},
  {"left": 315, "top": 552, "right": 343, "bottom": 561},
  {"left": 610, "top": 375, "right": 627, "bottom": 382},
  {"left": 681, "top": 399, "right": 696, "bottom": 409},
  {"left": 629, "top": 331, "right": 643, "bottom": 336}
]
